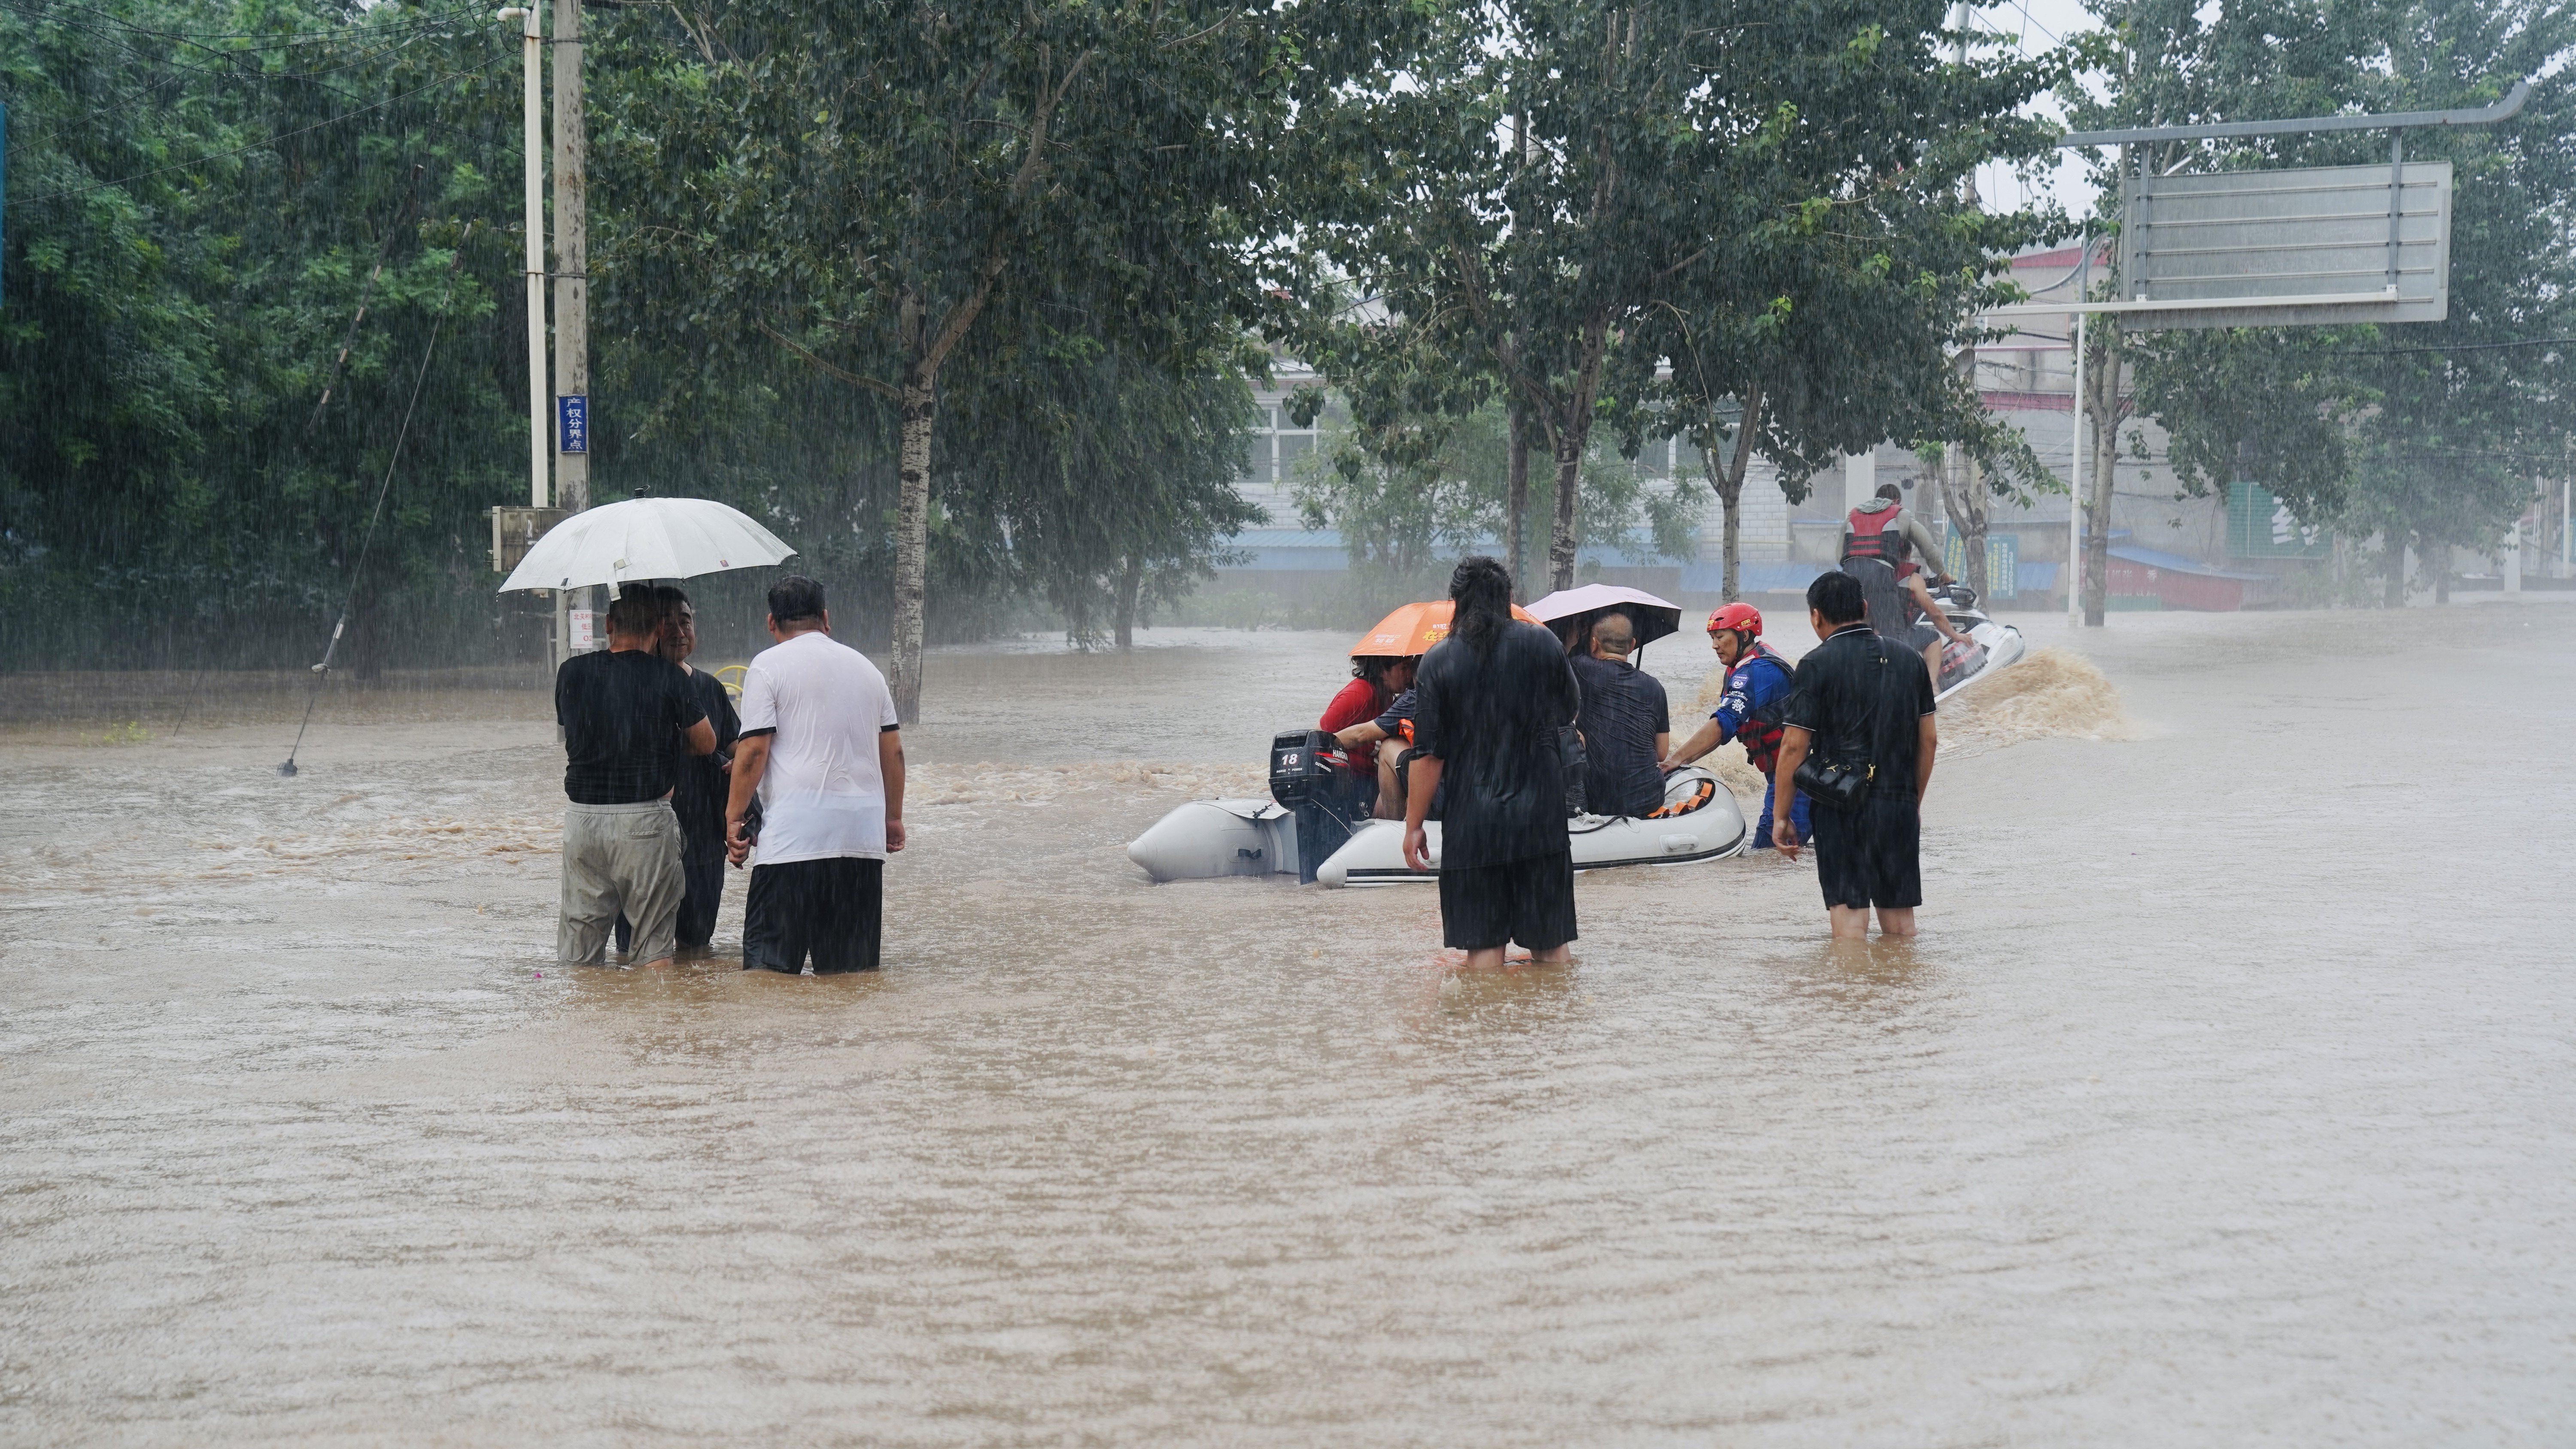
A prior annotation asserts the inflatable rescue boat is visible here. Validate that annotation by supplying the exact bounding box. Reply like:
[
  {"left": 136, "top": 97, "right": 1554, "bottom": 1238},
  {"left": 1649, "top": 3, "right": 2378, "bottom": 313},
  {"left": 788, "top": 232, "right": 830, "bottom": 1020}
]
[
  {"left": 1126, "top": 758, "right": 1747, "bottom": 887},
  {"left": 1312, "top": 765, "right": 1747, "bottom": 887}
]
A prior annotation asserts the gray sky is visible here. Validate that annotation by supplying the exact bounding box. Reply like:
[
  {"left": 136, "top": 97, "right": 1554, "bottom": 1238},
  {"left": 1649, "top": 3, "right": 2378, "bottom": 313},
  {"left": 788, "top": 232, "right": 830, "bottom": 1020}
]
[{"left": 1962, "top": 0, "right": 2108, "bottom": 219}]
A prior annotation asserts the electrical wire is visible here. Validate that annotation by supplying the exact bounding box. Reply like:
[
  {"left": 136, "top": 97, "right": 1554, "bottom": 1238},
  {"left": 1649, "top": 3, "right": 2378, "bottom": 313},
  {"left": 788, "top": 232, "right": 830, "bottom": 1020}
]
[
  {"left": 13, "top": 58, "right": 501, "bottom": 206},
  {"left": 279, "top": 218, "right": 479, "bottom": 778},
  {"left": 2336, "top": 336, "right": 2576, "bottom": 355},
  {"left": 0, "top": 0, "right": 487, "bottom": 52},
  {"left": 0, "top": 25, "right": 491, "bottom": 156}
]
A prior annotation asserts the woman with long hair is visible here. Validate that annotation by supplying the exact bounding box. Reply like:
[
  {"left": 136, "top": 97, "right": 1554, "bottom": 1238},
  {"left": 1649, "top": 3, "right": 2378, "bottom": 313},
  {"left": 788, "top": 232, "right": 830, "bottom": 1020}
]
[{"left": 1401, "top": 555, "right": 1583, "bottom": 967}]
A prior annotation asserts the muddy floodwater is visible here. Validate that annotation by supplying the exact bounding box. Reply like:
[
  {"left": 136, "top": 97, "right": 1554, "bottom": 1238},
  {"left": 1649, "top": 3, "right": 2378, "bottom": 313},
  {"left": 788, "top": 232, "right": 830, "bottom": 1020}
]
[{"left": 3, "top": 605, "right": 2572, "bottom": 1444}]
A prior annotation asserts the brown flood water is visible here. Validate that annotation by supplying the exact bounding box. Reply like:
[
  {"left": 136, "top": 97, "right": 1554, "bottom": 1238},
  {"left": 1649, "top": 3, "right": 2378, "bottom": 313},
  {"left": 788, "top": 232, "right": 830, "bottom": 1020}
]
[{"left": 3, "top": 605, "right": 2572, "bottom": 1444}]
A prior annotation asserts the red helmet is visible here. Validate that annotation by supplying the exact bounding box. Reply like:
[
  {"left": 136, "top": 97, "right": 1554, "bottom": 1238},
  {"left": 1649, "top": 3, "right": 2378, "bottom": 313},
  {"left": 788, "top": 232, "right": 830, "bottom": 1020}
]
[{"left": 1707, "top": 602, "right": 1763, "bottom": 638}]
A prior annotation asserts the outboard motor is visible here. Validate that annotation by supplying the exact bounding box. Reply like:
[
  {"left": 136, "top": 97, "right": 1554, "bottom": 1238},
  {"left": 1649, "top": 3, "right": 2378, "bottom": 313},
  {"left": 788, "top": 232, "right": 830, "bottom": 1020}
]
[
  {"left": 1268, "top": 729, "right": 1344, "bottom": 808},
  {"left": 1270, "top": 728, "right": 1364, "bottom": 883}
]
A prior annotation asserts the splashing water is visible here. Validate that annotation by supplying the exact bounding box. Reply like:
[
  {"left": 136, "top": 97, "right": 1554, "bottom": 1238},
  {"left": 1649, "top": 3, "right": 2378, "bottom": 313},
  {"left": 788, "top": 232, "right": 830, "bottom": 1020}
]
[
  {"left": 1689, "top": 644, "right": 2129, "bottom": 781},
  {"left": 1942, "top": 647, "right": 2132, "bottom": 756}
]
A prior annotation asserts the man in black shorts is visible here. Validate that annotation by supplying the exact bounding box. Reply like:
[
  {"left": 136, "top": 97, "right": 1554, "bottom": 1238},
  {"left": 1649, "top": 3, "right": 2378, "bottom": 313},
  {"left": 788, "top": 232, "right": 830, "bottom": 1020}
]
[
  {"left": 1771, "top": 570, "right": 1938, "bottom": 940},
  {"left": 1402, "top": 555, "right": 1582, "bottom": 967}
]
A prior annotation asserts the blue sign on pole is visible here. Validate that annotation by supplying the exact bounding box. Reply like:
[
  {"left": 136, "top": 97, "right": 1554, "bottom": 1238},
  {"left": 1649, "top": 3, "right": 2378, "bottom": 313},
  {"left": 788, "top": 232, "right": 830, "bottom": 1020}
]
[{"left": 557, "top": 394, "right": 588, "bottom": 455}]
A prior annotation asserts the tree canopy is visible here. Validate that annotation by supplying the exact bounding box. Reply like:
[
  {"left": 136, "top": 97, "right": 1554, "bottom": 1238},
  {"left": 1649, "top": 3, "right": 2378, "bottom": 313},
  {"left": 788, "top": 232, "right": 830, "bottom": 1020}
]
[{"left": 2069, "top": 0, "right": 2576, "bottom": 601}]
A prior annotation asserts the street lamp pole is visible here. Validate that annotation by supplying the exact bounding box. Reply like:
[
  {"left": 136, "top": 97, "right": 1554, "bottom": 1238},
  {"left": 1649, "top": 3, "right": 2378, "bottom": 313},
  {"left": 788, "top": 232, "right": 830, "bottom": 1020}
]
[
  {"left": 2069, "top": 314, "right": 2085, "bottom": 627},
  {"left": 501, "top": 7, "right": 544, "bottom": 513}
]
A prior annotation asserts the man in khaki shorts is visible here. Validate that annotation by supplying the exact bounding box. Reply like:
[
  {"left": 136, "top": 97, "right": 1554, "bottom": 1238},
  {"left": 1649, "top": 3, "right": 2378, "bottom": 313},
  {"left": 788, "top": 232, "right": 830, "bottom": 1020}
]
[{"left": 556, "top": 584, "right": 717, "bottom": 968}]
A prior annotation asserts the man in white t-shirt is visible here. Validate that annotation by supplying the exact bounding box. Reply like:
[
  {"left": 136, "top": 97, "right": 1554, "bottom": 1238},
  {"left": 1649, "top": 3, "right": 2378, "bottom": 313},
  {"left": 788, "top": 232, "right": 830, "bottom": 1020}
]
[{"left": 723, "top": 576, "right": 906, "bottom": 973}]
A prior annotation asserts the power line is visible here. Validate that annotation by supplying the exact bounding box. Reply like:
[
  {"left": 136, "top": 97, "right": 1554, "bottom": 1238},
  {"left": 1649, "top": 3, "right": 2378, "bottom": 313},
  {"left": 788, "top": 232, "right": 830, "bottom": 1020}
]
[
  {"left": 14, "top": 59, "right": 501, "bottom": 206},
  {"left": 279, "top": 219, "right": 480, "bottom": 778},
  {"left": 0, "top": 0, "right": 486, "bottom": 51},
  {"left": 2, "top": 24, "right": 489, "bottom": 155},
  {"left": 2336, "top": 336, "right": 2575, "bottom": 355}
]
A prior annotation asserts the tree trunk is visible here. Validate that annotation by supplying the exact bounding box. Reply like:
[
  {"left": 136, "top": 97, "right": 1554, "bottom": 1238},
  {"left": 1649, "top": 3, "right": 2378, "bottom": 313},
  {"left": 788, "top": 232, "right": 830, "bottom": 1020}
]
[
  {"left": 1716, "top": 468, "right": 1742, "bottom": 604},
  {"left": 1706, "top": 384, "right": 1765, "bottom": 603},
  {"left": 1548, "top": 436, "right": 1582, "bottom": 591},
  {"left": 1504, "top": 405, "right": 1531, "bottom": 600},
  {"left": 1938, "top": 443, "right": 1990, "bottom": 598},
  {"left": 1114, "top": 556, "right": 1142, "bottom": 649},
  {"left": 1544, "top": 316, "right": 1612, "bottom": 594},
  {"left": 889, "top": 371, "right": 936, "bottom": 723},
  {"left": 2430, "top": 537, "right": 2450, "bottom": 603},
  {"left": 2384, "top": 533, "right": 2408, "bottom": 607},
  {"left": 1962, "top": 454, "right": 1990, "bottom": 597}
]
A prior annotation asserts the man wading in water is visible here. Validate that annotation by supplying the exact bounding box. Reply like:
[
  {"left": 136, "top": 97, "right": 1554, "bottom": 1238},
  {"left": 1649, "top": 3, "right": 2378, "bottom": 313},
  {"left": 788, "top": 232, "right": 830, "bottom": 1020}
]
[
  {"left": 613, "top": 585, "right": 739, "bottom": 956},
  {"left": 725, "top": 576, "right": 906, "bottom": 974},
  {"left": 556, "top": 584, "right": 718, "bottom": 969},
  {"left": 1403, "top": 555, "right": 1583, "bottom": 967},
  {"left": 1771, "top": 570, "right": 1938, "bottom": 940}
]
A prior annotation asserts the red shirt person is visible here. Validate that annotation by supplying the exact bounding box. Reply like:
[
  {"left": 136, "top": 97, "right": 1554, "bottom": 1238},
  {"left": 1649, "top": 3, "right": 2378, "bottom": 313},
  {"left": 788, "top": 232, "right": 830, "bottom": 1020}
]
[{"left": 1321, "top": 656, "right": 1415, "bottom": 776}]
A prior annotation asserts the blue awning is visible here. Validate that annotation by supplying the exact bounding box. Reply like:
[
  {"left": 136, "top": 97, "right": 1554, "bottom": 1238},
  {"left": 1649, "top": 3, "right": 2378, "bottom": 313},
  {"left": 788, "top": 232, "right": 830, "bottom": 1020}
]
[{"left": 2108, "top": 543, "right": 2271, "bottom": 582}]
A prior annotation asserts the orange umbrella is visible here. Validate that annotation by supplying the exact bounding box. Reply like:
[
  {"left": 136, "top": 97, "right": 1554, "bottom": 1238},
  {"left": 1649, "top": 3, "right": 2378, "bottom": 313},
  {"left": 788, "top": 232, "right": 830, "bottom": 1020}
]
[{"left": 1349, "top": 599, "right": 1541, "bottom": 658}]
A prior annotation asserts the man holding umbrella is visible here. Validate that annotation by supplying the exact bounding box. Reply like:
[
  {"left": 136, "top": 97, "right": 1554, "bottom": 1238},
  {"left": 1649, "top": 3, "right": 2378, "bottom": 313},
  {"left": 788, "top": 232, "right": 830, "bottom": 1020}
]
[
  {"left": 497, "top": 494, "right": 802, "bottom": 966},
  {"left": 1567, "top": 610, "right": 1670, "bottom": 819},
  {"left": 556, "top": 583, "right": 717, "bottom": 969}
]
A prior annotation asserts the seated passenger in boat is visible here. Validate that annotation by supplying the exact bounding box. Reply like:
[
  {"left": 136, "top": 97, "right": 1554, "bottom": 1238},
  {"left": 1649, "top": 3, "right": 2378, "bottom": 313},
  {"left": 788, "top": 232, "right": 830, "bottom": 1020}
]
[{"left": 1336, "top": 669, "right": 1431, "bottom": 819}]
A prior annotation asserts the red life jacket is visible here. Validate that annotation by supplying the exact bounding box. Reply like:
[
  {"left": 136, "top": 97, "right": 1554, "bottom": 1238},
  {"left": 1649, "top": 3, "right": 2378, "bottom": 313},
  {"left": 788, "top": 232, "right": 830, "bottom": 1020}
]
[
  {"left": 1731, "top": 642, "right": 1796, "bottom": 774},
  {"left": 1845, "top": 506, "right": 1932, "bottom": 630},
  {"left": 1842, "top": 505, "right": 1906, "bottom": 565}
]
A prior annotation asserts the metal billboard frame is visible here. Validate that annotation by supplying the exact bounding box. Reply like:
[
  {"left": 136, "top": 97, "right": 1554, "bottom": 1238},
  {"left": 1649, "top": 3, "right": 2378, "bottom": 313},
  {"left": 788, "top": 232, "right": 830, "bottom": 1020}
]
[
  {"left": 1974, "top": 80, "right": 2529, "bottom": 623},
  {"left": 2115, "top": 160, "right": 2453, "bottom": 327}
]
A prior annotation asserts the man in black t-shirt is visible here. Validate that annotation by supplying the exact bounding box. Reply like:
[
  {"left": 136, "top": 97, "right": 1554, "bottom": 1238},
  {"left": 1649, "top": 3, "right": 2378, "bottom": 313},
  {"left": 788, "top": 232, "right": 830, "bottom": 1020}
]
[
  {"left": 1567, "top": 611, "right": 1671, "bottom": 819},
  {"left": 556, "top": 584, "right": 715, "bottom": 968},
  {"left": 1405, "top": 556, "right": 1583, "bottom": 967},
  {"left": 1773, "top": 570, "right": 1938, "bottom": 940},
  {"left": 614, "top": 586, "right": 741, "bottom": 955}
]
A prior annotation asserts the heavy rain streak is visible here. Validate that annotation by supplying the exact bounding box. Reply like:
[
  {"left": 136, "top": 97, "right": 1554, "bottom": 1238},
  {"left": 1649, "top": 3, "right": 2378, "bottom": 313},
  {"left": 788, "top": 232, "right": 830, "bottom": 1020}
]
[{"left": 3, "top": 0, "right": 2573, "bottom": 1441}]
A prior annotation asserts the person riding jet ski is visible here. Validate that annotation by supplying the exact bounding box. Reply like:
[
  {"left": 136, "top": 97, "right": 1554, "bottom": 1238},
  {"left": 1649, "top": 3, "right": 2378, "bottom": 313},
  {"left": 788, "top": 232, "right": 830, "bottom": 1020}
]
[
  {"left": 1841, "top": 483, "right": 1971, "bottom": 683},
  {"left": 1661, "top": 603, "right": 1809, "bottom": 852}
]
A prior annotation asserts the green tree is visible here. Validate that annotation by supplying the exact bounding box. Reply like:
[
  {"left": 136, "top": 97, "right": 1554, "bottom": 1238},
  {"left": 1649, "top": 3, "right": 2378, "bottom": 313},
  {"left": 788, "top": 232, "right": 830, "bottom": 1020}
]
[
  {"left": 602, "top": 0, "right": 1368, "bottom": 717},
  {"left": 1289, "top": 399, "right": 1698, "bottom": 603},
  {"left": 2067, "top": 0, "right": 2575, "bottom": 609},
  {"left": 1301, "top": 0, "right": 2060, "bottom": 599},
  {"left": 1, "top": 0, "right": 523, "bottom": 670},
  {"left": 1628, "top": 177, "right": 2062, "bottom": 601}
]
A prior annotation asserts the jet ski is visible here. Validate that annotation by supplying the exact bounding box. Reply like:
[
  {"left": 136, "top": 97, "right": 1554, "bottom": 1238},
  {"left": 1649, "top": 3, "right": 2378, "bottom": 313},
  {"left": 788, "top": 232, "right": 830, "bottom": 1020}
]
[
  {"left": 1928, "top": 581, "right": 2025, "bottom": 700},
  {"left": 1313, "top": 764, "right": 1747, "bottom": 888},
  {"left": 1125, "top": 729, "right": 1748, "bottom": 886}
]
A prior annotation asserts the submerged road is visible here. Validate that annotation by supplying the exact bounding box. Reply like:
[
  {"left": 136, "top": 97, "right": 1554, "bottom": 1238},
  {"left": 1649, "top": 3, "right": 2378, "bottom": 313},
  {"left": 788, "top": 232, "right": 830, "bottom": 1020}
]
[{"left": 1, "top": 604, "right": 2570, "bottom": 1444}]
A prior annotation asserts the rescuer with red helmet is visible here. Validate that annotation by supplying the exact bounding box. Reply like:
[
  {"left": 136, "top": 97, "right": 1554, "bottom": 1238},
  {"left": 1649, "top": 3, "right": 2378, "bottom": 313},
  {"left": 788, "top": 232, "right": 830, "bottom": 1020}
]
[{"left": 1659, "top": 601, "right": 1810, "bottom": 851}]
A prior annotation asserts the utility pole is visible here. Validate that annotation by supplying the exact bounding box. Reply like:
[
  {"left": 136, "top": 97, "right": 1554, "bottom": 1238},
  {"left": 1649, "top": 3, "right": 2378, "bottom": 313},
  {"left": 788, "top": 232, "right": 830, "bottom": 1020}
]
[
  {"left": 550, "top": 0, "right": 592, "bottom": 671},
  {"left": 2068, "top": 238, "right": 2087, "bottom": 629},
  {"left": 551, "top": 0, "right": 589, "bottom": 518},
  {"left": 499, "top": 6, "right": 571, "bottom": 675},
  {"left": 504, "top": 6, "right": 544, "bottom": 514}
]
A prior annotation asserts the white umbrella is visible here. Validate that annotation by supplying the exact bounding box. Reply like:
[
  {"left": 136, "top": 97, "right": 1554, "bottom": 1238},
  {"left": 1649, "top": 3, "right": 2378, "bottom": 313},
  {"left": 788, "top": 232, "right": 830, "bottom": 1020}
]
[{"left": 497, "top": 497, "right": 796, "bottom": 592}]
